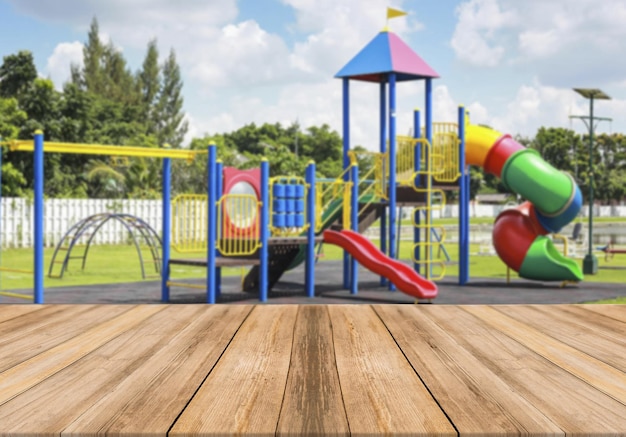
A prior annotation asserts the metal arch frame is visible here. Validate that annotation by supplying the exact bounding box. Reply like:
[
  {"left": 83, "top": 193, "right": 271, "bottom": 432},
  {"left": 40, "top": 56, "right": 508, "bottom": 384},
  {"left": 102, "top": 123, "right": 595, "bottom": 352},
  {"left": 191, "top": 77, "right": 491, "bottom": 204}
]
[{"left": 48, "top": 213, "right": 162, "bottom": 279}]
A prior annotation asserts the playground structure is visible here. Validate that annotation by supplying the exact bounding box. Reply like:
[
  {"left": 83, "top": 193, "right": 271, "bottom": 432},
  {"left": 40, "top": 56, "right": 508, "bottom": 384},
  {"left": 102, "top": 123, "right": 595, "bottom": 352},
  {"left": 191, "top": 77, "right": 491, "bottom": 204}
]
[
  {"left": 48, "top": 213, "right": 162, "bottom": 280},
  {"left": 0, "top": 25, "right": 588, "bottom": 304}
]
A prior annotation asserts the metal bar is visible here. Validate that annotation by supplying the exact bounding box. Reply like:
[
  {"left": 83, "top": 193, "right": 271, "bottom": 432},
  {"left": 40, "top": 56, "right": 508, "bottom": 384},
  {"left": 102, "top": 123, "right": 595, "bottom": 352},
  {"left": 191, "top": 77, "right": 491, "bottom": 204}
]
[
  {"left": 215, "top": 160, "right": 223, "bottom": 299},
  {"left": 458, "top": 105, "right": 469, "bottom": 284},
  {"left": 350, "top": 163, "right": 359, "bottom": 295},
  {"left": 413, "top": 109, "right": 421, "bottom": 274},
  {"left": 8, "top": 141, "right": 197, "bottom": 160},
  {"left": 260, "top": 159, "right": 270, "bottom": 302},
  {"left": 34, "top": 131, "right": 44, "bottom": 303},
  {"left": 379, "top": 81, "right": 387, "bottom": 286},
  {"left": 0, "top": 138, "right": 3, "bottom": 294},
  {"left": 166, "top": 281, "right": 207, "bottom": 290},
  {"left": 0, "top": 267, "right": 34, "bottom": 274},
  {"left": 305, "top": 161, "right": 316, "bottom": 298},
  {"left": 161, "top": 157, "right": 171, "bottom": 302},
  {"left": 342, "top": 78, "right": 350, "bottom": 290},
  {"left": 425, "top": 78, "right": 433, "bottom": 279},
  {"left": 388, "top": 72, "right": 397, "bottom": 291},
  {"left": 207, "top": 144, "right": 217, "bottom": 304}
]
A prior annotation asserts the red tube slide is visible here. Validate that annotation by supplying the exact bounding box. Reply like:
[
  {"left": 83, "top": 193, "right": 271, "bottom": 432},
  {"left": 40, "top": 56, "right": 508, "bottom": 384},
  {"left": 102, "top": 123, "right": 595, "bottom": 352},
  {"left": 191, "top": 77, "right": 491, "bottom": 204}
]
[{"left": 323, "top": 229, "right": 438, "bottom": 299}]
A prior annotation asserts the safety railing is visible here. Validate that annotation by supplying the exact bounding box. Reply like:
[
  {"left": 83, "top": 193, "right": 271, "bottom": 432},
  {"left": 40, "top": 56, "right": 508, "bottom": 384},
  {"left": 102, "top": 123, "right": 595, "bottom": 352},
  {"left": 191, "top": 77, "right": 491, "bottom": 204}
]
[
  {"left": 431, "top": 132, "right": 461, "bottom": 182},
  {"left": 315, "top": 165, "right": 353, "bottom": 233},
  {"left": 269, "top": 176, "right": 309, "bottom": 237},
  {"left": 395, "top": 137, "right": 445, "bottom": 186},
  {"left": 217, "top": 193, "right": 260, "bottom": 256},
  {"left": 171, "top": 194, "right": 208, "bottom": 253}
]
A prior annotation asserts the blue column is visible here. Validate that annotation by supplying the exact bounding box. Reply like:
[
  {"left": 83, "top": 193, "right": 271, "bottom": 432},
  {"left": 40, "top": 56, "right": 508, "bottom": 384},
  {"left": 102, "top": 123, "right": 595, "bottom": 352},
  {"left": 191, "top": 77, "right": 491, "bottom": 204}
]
[
  {"left": 342, "top": 78, "right": 351, "bottom": 289},
  {"left": 34, "top": 131, "right": 44, "bottom": 304},
  {"left": 379, "top": 82, "right": 387, "bottom": 286},
  {"left": 305, "top": 161, "right": 316, "bottom": 298},
  {"left": 206, "top": 144, "right": 217, "bottom": 303},
  {"left": 413, "top": 109, "right": 421, "bottom": 274},
  {"left": 259, "top": 159, "right": 270, "bottom": 302},
  {"left": 161, "top": 157, "right": 171, "bottom": 302},
  {"left": 215, "top": 160, "right": 223, "bottom": 298},
  {"left": 458, "top": 106, "right": 469, "bottom": 284},
  {"left": 425, "top": 78, "right": 433, "bottom": 278},
  {"left": 350, "top": 163, "right": 359, "bottom": 294},
  {"left": 0, "top": 139, "right": 3, "bottom": 295},
  {"left": 388, "top": 73, "right": 397, "bottom": 291}
]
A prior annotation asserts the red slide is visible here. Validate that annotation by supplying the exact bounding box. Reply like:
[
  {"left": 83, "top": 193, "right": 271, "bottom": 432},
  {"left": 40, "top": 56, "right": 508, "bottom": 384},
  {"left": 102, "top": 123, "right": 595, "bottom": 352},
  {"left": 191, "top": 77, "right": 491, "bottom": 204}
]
[{"left": 323, "top": 229, "right": 438, "bottom": 300}]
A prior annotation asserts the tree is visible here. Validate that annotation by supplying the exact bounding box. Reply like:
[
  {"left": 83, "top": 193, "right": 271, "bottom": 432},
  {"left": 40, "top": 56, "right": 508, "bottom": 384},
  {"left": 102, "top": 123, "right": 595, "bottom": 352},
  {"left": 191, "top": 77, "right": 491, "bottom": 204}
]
[
  {"left": 155, "top": 49, "right": 188, "bottom": 147},
  {"left": 139, "top": 39, "right": 161, "bottom": 133},
  {"left": 0, "top": 51, "right": 37, "bottom": 100},
  {"left": 80, "top": 18, "right": 105, "bottom": 94}
]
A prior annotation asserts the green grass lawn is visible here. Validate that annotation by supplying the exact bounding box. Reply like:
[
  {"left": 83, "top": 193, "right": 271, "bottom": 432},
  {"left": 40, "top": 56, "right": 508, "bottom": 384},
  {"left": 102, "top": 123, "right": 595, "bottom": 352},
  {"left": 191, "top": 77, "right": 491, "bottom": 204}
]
[{"left": 2, "top": 239, "right": 624, "bottom": 295}]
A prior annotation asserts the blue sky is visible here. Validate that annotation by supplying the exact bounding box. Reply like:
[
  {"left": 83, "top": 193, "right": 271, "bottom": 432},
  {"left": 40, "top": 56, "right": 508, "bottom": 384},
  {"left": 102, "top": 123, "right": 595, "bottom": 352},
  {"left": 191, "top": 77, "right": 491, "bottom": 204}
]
[{"left": 1, "top": 0, "right": 625, "bottom": 150}]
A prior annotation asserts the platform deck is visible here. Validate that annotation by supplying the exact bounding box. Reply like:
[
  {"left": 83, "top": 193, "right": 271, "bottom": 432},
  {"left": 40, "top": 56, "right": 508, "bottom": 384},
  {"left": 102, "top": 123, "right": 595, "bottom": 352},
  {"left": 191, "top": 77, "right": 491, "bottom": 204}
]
[{"left": 0, "top": 304, "right": 625, "bottom": 435}]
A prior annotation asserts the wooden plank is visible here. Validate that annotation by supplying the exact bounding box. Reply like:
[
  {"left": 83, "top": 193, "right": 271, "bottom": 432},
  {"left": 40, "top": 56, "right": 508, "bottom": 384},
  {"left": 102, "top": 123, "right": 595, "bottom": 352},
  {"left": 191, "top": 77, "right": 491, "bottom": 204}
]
[
  {"left": 374, "top": 305, "right": 562, "bottom": 435},
  {"left": 0, "top": 305, "right": 131, "bottom": 372},
  {"left": 573, "top": 304, "right": 626, "bottom": 324},
  {"left": 0, "top": 305, "right": 87, "bottom": 346},
  {"left": 276, "top": 305, "right": 349, "bottom": 437},
  {"left": 0, "top": 305, "right": 216, "bottom": 434},
  {"left": 463, "top": 305, "right": 626, "bottom": 404},
  {"left": 0, "top": 305, "right": 44, "bottom": 323},
  {"left": 327, "top": 305, "right": 455, "bottom": 437},
  {"left": 495, "top": 305, "right": 626, "bottom": 372},
  {"left": 170, "top": 305, "right": 298, "bottom": 436},
  {"left": 421, "top": 305, "right": 626, "bottom": 434},
  {"left": 60, "top": 305, "right": 252, "bottom": 435},
  {"left": 0, "top": 305, "right": 164, "bottom": 405}
]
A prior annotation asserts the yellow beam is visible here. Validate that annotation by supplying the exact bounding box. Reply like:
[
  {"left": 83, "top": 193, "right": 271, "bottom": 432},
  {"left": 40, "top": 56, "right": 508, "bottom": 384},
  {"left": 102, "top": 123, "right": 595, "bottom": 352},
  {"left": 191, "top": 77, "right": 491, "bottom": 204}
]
[
  {"left": 0, "top": 267, "right": 33, "bottom": 274},
  {"left": 7, "top": 140, "right": 198, "bottom": 161},
  {"left": 0, "top": 291, "right": 32, "bottom": 300}
]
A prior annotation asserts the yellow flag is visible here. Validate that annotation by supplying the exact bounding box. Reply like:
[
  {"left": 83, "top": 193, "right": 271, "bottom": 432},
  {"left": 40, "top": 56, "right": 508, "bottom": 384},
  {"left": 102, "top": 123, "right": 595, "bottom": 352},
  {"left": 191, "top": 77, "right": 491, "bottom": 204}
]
[{"left": 387, "top": 7, "right": 408, "bottom": 19}]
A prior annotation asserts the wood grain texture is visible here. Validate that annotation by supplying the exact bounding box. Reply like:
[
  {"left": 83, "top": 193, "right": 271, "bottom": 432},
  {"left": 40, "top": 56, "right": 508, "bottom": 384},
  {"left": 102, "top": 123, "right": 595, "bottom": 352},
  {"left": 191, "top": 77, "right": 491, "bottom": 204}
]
[
  {"left": 328, "top": 305, "right": 455, "bottom": 437},
  {"left": 0, "top": 305, "right": 44, "bottom": 323},
  {"left": 276, "top": 305, "right": 349, "bottom": 437},
  {"left": 495, "top": 305, "right": 626, "bottom": 372},
  {"left": 61, "top": 305, "right": 252, "bottom": 436},
  {"left": 170, "top": 305, "right": 298, "bottom": 436},
  {"left": 0, "top": 305, "right": 164, "bottom": 405},
  {"left": 374, "top": 305, "right": 562, "bottom": 436},
  {"left": 0, "top": 305, "right": 130, "bottom": 372},
  {"left": 463, "top": 305, "right": 626, "bottom": 404},
  {"left": 422, "top": 305, "right": 626, "bottom": 435},
  {"left": 0, "top": 305, "right": 201, "bottom": 435},
  {"left": 579, "top": 304, "right": 626, "bottom": 323}
]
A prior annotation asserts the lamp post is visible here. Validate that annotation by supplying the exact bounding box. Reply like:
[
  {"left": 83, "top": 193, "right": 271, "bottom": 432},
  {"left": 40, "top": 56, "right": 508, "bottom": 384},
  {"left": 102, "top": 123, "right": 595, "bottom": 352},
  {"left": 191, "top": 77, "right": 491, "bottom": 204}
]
[{"left": 571, "top": 88, "right": 611, "bottom": 275}]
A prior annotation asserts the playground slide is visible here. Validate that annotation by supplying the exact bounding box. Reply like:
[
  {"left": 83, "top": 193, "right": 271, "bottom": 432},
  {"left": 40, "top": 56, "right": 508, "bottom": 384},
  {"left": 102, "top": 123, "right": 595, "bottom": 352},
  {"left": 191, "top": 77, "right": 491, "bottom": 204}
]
[
  {"left": 465, "top": 125, "right": 584, "bottom": 282},
  {"left": 323, "top": 229, "right": 438, "bottom": 299}
]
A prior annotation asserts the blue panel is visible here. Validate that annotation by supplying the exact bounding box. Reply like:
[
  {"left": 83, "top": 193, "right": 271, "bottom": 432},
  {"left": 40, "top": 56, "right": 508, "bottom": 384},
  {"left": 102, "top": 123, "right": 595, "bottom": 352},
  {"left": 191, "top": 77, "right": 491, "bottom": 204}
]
[
  {"left": 295, "top": 199, "right": 305, "bottom": 213},
  {"left": 273, "top": 184, "right": 286, "bottom": 197},
  {"left": 273, "top": 213, "right": 286, "bottom": 228},
  {"left": 295, "top": 184, "right": 305, "bottom": 198},
  {"left": 273, "top": 199, "right": 286, "bottom": 213},
  {"left": 286, "top": 199, "right": 296, "bottom": 214},
  {"left": 286, "top": 213, "right": 296, "bottom": 227},
  {"left": 285, "top": 184, "right": 296, "bottom": 198},
  {"left": 295, "top": 213, "right": 305, "bottom": 227},
  {"left": 335, "top": 32, "right": 392, "bottom": 78}
]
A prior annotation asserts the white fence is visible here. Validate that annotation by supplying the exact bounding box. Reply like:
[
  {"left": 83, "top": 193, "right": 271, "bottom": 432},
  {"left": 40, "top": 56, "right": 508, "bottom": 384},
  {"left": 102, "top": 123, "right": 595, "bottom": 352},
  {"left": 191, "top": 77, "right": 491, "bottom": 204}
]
[
  {"left": 1, "top": 198, "right": 161, "bottom": 248},
  {"left": 1, "top": 197, "right": 625, "bottom": 249}
]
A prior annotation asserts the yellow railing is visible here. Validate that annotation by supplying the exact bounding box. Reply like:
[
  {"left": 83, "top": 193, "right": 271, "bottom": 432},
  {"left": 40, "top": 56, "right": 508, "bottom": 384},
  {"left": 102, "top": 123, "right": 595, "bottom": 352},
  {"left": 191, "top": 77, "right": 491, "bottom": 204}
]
[
  {"left": 395, "top": 137, "right": 445, "bottom": 186},
  {"left": 269, "top": 176, "right": 309, "bottom": 237},
  {"left": 217, "top": 193, "right": 260, "bottom": 256},
  {"left": 410, "top": 140, "right": 448, "bottom": 281},
  {"left": 171, "top": 194, "right": 208, "bottom": 253},
  {"left": 315, "top": 165, "right": 353, "bottom": 233},
  {"left": 431, "top": 132, "right": 461, "bottom": 182}
]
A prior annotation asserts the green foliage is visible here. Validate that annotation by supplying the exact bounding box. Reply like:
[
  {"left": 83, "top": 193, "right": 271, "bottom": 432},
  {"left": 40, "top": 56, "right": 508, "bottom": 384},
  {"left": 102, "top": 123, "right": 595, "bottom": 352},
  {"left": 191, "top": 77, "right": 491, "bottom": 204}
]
[{"left": 0, "top": 51, "right": 37, "bottom": 100}]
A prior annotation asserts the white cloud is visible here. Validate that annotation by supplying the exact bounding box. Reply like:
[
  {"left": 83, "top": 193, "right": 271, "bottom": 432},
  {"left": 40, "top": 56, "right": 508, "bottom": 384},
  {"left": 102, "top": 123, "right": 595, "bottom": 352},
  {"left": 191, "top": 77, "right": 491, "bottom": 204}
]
[
  {"left": 45, "top": 41, "right": 83, "bottom": 90},
  {"left": 451, "top": 0, "right": 516, "bottom": 67}
]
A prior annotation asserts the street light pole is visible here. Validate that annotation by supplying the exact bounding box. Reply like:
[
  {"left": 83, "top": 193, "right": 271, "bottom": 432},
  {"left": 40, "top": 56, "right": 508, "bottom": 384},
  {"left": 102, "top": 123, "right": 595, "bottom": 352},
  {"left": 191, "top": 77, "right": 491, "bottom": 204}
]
[{"left": 572, "top": 88, "right": 611, "bottom": 275}]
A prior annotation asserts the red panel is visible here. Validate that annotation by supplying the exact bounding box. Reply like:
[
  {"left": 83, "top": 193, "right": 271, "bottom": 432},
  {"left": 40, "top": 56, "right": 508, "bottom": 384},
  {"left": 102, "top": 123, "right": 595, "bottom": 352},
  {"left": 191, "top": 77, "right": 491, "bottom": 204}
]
[
  {"left": 221, "top": 167, "right": 261, "bottom": 239},
  {"left": 323, "top": 229, "right": 438, "bottom": 299}
]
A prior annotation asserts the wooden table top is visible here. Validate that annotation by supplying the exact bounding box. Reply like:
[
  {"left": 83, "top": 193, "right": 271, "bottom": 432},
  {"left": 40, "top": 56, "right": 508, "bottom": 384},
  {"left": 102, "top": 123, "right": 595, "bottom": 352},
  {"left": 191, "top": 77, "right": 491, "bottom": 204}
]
[{"left": 0, "top": 304, "right": 625, "bottom": 436}]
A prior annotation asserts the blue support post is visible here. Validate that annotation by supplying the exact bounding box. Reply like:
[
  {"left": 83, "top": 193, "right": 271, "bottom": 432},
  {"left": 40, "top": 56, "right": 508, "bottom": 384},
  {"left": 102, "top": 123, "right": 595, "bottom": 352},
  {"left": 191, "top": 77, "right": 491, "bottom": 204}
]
[
  {"left": 379, "top": 82, "right": 387, "bottom": 286},
  {"left": 388, "top": 73, "right": 397, "bottom": 291},
  {"left": 0, "top": 139, "right": 3, "bottom": 295},
  {"left": 413, "top": 109, "right": 421, "bottom": 274},
  {"left": 305, "top": 161, "right": 316, "bottom": 298},
  {"left": 215, "top": 160, "right": 223, "bottom": 298},
  {"left": 161, "top": 157, "right": 171, "bottom": 302},
  {"left": 350, "top": 163, "right": 359, "bottom": 294},
  {"left": 34, "top": 131, "right": 44, "bottom": 304},
  {"left": 458, "top": 105, "right": 469, "bottom": 284},
  {"left": 425, "top": 78, "right": 433, "bottom": 278},
  {"left": 206, "top": 144, "right": 217, "bottom": 303},
  {"left": 342, "top": 78, "right": 351, "bottom": 289},
  {"left": 259, "top": 159, "right": 270, "bottom": 302}
]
